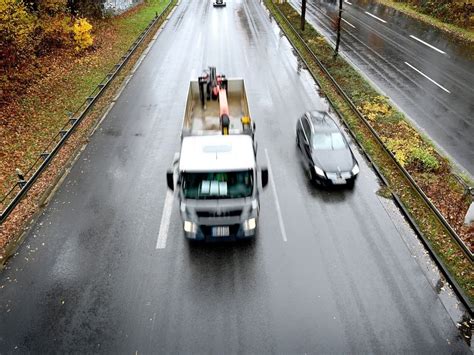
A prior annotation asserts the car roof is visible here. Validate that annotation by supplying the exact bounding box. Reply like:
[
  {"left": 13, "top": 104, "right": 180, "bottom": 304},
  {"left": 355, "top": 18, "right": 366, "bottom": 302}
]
[
  {"left": 306, "top": 111, "right": 339, "bottom": 132},
  {"left": 179, "top": 135, "right": 256, "bottom": 172}
]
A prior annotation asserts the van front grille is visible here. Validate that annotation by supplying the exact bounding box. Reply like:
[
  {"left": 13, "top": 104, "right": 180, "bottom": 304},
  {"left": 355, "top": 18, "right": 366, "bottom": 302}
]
[{"left": 196, "top": 209, "right": 242, "bottom": 218}]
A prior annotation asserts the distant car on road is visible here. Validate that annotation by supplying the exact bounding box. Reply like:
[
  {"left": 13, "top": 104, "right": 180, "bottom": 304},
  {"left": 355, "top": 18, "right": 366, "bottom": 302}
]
[
  {"left": 296, "top": 111, "right": 359, "bottom": 187},
  {"left": 213, "top": 0, "right": 226, "bottom": 7}
]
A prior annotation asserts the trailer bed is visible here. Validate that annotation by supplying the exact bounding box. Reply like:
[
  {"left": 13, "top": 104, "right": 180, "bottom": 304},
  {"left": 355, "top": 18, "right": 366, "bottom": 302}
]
[{"left": 182, "top": 78, "right": 251, "bottom": 136}]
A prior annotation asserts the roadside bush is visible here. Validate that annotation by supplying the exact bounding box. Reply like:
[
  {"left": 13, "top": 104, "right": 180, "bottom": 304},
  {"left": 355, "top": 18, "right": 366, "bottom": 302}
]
[
  {"left": 73, "top": 18, "right": 94, "bottom": 51},
  {"left": 68, "top": 0, "right": 105, "bottom": 18},
  {"left": 411, "top": 147, "right": 440, "bottom": 171},
  {"left": 358, "top": 96, "right": 391, "bottom": 122},
  {"left": 395, "top": 0, "right": 474, "bottom": 28},
  {"left": 37, "top": 15, "right": 72, "bottom": 53},
  {"left": 383, "top": 121, "right": 440, "bottom": 172},
  {"left": 1, "top": 0, "right": 95, "bottom": 105},
  {"left": 0, "top": 0, "right": 36, "bottom": 70},
  {"left": 39, "top": 0, "right": 68, "bottom": 15}
]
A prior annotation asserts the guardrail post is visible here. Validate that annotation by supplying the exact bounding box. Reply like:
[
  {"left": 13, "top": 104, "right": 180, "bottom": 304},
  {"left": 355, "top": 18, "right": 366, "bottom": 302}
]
[{"left": 16, "top": 169, "right": 26, "bottom": 188}]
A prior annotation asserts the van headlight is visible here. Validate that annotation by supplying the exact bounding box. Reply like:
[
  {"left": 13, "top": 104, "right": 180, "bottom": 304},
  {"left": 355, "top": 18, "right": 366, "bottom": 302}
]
[
  {"left": 184, "top": 220, "right": 197, "bottom": 233},
  {"left": 351, "top": 164, "right": 359, "bottom": 175},
  {"left": 314, "top": 166, "right": 325, "bottom": 176},
  {"left": 243, "top": 218, "right": 256, "bottom": 231}
]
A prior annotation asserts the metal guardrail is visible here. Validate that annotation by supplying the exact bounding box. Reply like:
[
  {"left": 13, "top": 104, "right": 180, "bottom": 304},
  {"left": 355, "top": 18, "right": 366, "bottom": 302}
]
[
  {"left": 267, "top": 1, "right": 473, "bottom": 313},
  {"left": 0, "top": 0, "right": 174, "bottom": 224}
]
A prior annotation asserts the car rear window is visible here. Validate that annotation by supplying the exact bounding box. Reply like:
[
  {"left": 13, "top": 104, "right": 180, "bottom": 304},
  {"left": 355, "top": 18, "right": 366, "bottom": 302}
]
[{"left": 312, "top": 132, "right": 346, "bottom": 150}]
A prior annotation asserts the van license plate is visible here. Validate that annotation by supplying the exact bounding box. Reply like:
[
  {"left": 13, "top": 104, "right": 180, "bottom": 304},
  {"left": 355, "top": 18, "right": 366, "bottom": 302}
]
[
  {"left": 212, "top": 226, "right": 230, "bottom": 237},
  {"left": 333, "top": 178, "right": 346, "bottom": 185}
]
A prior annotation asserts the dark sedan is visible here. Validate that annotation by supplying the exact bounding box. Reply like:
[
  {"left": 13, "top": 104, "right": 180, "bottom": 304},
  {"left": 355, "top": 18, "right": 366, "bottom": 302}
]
[{"left": 296, "top": 111, "right": 359, "bottom": 187}]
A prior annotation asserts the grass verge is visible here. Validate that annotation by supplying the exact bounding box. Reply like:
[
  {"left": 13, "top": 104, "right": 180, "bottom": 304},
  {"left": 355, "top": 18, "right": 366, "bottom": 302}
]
[
  {"left": 0, "top": 0, "right": 176, "bottom": 263},
  {"left": 374, "top": 0, "right": 474, "bottom": 43},
  {"left": 264, "top": 0, "right": 473, "bottom": 304},
  {"left": 0, "top": 0, "right": 171, "bottom": 200}
]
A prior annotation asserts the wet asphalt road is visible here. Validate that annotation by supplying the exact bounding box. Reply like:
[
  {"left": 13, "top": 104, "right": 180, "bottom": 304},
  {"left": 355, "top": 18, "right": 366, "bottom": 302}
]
[
  {"left": 290, "top": 0, "right": 474, "bottom": 176},
  {"left": 0, "top": 0, "right": 470, "bottom": 353}
]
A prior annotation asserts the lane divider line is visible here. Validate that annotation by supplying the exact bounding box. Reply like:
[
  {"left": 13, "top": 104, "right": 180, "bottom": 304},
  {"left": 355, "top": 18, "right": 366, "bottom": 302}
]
[
  {"left": 344, "top": 0, "right": 352, "bottom": 4},
  {"left": 156, "top": 190, "right": 174, "bottom": 249},
  {"left": 365, "top": 11, "right": 387, "bottom": 23},
  {"left": 409, "top": 35, "right": 446, "bottom": 55},
  {"left": 264, "top": 149, "right": 288, "bottom": 242},
  {"left": 342, "top": 18, "right": 355, "bottom": 28},
  {"left": 404, "top": 61, "right": 451, "bottom": 94}
]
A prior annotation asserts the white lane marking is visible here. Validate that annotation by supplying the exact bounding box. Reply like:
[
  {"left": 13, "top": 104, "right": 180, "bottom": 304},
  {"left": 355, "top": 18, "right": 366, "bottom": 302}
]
[
  {"left": 365, "top": 11, "right": 387, "bottom": 23},
  {"left": 264, "top": 149, "right": 288, "bottom": 242},
  {"left": 404, "top": 61, "right": 451, "bottom": 94},
  {"left": 342, "top": 18, "right": 355, "bottom": 28},
  {"left": 409, "top": 35, "right": 446, "bottom": 55},
  {"left": 156, "top": 190, "right": 174, "bottom": 249},
  {"left": 90, "top": 102, "right": 115, "bottom": 136},
  {"left": 344, "top": 0, "right": 352, "bottom": 4}
]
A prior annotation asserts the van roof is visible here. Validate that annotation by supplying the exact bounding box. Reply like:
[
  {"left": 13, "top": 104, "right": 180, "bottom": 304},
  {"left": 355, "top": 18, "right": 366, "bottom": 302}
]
[{"left": 179, "top": 135, "right": 256, "bottom": 172}]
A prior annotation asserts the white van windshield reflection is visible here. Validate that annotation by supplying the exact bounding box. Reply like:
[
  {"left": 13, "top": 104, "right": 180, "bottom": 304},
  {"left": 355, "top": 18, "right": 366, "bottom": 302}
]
[{"left": 182, "top": 170, "right": 253, "bottom": 199}]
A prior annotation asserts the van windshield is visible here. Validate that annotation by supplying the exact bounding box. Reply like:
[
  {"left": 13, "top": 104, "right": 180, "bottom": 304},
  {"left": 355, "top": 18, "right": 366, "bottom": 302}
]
[{"left": 182, "top": 170, "right": 253, "bottom": 199}]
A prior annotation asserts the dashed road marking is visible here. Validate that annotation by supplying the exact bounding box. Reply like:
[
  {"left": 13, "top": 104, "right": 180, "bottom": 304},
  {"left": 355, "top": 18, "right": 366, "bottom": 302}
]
[
  {"left": 409, "top": 35, "right": 446, "bottom": 55},
  {"left": 365, "top": 11, "right": 387, "bottom": 23},
  {"left": 342, "top": 18, "right": 355, "bottom": 28},
  {"left": 156, "top": 190, "right": 174, "bottom": 249},
  {"left": 264, "top": 149, "right": 288, "bottom": 242},
  {"left": 404, "top": 61, "right": 451, "bottom": 94}
]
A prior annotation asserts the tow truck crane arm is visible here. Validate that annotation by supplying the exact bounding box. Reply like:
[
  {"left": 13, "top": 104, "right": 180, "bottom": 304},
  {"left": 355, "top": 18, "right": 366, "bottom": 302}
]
[{"left": 199, "top": 67, "right": 230, "bottom": 135}]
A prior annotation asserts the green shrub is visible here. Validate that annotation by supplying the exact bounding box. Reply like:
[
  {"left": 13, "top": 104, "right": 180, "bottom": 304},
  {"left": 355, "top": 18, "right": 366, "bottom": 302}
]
[{"left": 411, "top": 147, "right": 440, "bottom": 171}]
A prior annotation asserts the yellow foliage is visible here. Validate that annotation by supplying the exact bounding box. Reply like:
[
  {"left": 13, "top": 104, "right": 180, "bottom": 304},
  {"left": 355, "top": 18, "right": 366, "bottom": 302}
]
[
  {"left": 39, "top": 0, "right": 68, "bottom": 15},
  {"left": 384, "top": 137, "right": 410, "bottom": 167},
  {"left": 358, "top": 96, "right": 391, "bottom": 122},
  {"left": 73, "top": 18, "right": 94, "bottom": 52},
  {"left": 38, "top": 14, "right": 73, "bottom": 50},
  {"left": 0, "top": 0, "right": 36, "bottom": 51},
  {"left": 383, "top": 121, "right": 440, "bottom": 171}
]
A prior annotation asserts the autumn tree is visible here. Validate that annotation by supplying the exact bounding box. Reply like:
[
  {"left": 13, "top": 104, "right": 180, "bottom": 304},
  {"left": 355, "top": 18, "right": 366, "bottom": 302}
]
[
  {"left": 0, "top": 0, "right": 36, "bottom": 70},
  {"left": 67, "top": 0, "right": 105, "bottom": 18}
]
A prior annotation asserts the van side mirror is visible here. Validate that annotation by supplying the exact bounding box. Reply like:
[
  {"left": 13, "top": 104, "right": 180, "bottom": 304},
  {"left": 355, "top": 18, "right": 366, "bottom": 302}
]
[
  {"left": 166, "top": 169, "right": 174, "bottom": 191},
  {"left": 261, "top": 166, "right": 268, "bottom": 188}
]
